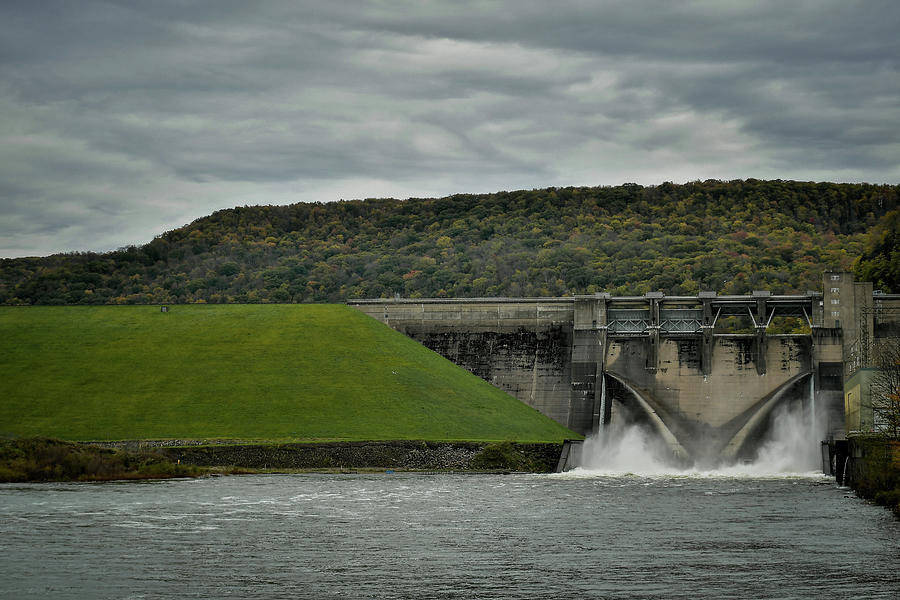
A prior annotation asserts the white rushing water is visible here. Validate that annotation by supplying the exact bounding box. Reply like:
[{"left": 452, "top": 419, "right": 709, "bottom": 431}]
[{"left": 569, "top": 402, "right": 829, "bottom": 479}]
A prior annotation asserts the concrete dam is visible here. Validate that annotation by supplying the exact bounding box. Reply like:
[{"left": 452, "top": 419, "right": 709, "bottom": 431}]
[{"left": 349, "top": 272, "right": 898, "bottom": 465}]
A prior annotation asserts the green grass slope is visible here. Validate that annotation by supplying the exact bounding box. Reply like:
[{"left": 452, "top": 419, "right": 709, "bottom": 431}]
[{"left": 0, "top": 305, "right": 577, "bottom": 443}]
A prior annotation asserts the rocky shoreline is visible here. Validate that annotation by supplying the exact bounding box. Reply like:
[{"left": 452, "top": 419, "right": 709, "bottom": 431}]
[{"left": 85, "top": 440, "right": 568, "bottom": 473}]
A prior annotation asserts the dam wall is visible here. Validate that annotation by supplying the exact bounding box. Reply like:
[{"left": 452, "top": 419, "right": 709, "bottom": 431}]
[
  {"left": 349, "top": 273, "right": 899, "bottom": 462},
  {"left": 355, "top": 299, "right": 579, "bottom": 430}
]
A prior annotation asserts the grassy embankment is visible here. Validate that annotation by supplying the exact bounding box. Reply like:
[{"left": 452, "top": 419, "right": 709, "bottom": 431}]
[{"left": 0, "top": 304, "right": 576, "bottom": 444}]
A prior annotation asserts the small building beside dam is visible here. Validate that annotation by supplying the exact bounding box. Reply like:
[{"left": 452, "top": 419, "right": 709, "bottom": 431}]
[{"left": 349, "top": 272, "right": 900, "bottom": 464}]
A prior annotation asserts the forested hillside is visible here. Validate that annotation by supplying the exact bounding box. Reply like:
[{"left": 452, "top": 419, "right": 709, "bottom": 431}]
[
  {"left": 2, "top": 179, "right": 898, "bottom": 305},
  {"left": 853, "top": 207, "right": 900, "bottom": 293}
]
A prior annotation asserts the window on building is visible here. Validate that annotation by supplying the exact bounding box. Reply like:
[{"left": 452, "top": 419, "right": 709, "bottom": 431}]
[
  {"left": 830, "top": 287, "right": 840, "bottom": 293},
  {"left": 832, "top": 311, "right": 841, "bottom": 317},
  {"left": 831, "top": 299, "right": 840, "bottom": 305},
  {"left": 831, "top": 274, "right": 841, "bottom": 281}
]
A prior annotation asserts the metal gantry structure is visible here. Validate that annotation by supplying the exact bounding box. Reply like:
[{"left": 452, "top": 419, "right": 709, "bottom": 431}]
[{"left": 604, "top": 293, "right": 817, "bottom": 336}]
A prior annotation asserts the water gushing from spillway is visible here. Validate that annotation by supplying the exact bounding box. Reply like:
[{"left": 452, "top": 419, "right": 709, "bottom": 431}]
[
  {"left": 809, "top": 375, "right": 816, "bottom": 441},
  {"left": 574, "top": 401, "right": 827, "bottom": 477}
]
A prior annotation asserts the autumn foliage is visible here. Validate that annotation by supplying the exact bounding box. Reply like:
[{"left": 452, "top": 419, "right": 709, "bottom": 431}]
[{"left": 2, "top": 179, "right": 898, "bottom": 305}]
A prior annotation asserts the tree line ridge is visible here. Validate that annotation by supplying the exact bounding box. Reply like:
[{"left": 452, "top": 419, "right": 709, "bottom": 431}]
[{"left": 2, "top": 179, "right": 898, "bottom": 305}]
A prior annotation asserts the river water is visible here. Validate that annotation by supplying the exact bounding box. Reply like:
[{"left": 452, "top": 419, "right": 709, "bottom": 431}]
[{"left": 2, "top": 469, "right": 899, "bottom": 600}]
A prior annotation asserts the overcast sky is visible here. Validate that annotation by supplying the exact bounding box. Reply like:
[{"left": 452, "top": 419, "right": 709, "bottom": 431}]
[{"left": 2, "top": 1, "right": 898, "bottom": 257}]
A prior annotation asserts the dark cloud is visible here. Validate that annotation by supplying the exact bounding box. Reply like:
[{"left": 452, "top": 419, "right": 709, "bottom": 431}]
[{"left": 1, "top": 0, "right": 898, "bottom": 257}]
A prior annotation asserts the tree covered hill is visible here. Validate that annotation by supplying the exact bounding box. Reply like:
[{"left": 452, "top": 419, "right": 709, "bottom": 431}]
[{"left": 2, "top": 179, "right": 898, "bottom": 305}]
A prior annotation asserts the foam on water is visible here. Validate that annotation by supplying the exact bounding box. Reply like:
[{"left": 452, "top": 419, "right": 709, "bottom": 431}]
[{"left": 563, "top": 402, "right": 830, "bottom": 480}]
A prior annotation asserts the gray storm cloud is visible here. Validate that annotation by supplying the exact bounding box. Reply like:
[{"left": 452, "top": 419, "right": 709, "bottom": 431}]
[{"left": 1, "top": 0, "right": 898, "bottom": 257}]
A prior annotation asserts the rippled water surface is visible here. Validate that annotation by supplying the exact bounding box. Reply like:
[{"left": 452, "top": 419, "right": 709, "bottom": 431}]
[{"left": 2, "top": 473, "right": 899, "bottom": 599}]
